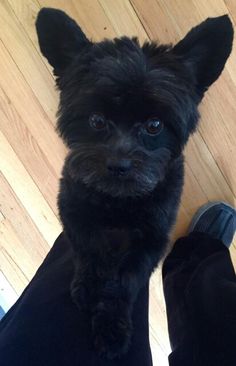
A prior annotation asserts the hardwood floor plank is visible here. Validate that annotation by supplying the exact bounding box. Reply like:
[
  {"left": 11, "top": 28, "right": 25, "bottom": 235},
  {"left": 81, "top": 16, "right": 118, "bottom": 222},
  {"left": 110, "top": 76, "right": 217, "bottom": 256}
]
[
  {"left": 225, "top": 0, "right": 236, "bottom": 25},
  {"left": 0, "top": 39, "right": 66, "bottom": 176},
  {"left": 131, "top": 0, "right": 182, "bottom": 43},
  {"left": 0, "top": 0, "right": 58, "bottom": 123},
  {"left": 7, "top": 0, "right": 54, "bottom": 74},
  {"left": 0, "top": 132, "right": 61, "bottom": 245},
  {"left": 0, "top": 248, "right": 28, "bottom": 295},
  {"left": 185, "top": 134, "right": 235, "bottom": 206},
  {"left": 0, "top": 217, "right": 44, "bottom": 282},
  {"left": 0, "top": 86, "right": 59, "bottom": 215},
  {"left": 99, "top": 0, "right": 148, "bottom": 42}
]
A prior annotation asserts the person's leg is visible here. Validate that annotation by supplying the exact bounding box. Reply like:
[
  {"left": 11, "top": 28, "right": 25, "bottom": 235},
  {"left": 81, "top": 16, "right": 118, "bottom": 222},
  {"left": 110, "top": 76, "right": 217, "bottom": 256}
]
[
  {"left": 163, "top": 202, "right": 236, "bottom": 366},
  {"left": 0, "top": 233, "right": 152, "bottom": 366}
]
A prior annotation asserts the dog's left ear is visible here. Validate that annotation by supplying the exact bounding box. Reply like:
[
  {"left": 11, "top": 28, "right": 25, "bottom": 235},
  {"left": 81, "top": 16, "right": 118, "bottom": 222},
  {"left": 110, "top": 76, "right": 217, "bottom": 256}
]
[
  {"left": 173, "top": 15, "right": 233, "bottom": 96},
  {"left": 36, "top": 8, "right": 91, "bottom": 76}
]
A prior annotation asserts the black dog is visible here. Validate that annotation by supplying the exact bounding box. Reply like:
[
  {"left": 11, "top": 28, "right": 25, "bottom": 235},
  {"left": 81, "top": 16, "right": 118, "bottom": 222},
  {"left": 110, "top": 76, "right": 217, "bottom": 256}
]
[{"left": 36, "top": 9, "right": 233, "bottom": 359}]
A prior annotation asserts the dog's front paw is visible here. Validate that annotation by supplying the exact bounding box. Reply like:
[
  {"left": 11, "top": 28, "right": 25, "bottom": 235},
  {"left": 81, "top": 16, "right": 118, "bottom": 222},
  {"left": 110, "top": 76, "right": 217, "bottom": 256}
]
[
  {"left": 92, "top": 301, "right": 132, "bottom": 359},
  {"left": 70, "top": 279, "right": 89, "bottom": 312}
]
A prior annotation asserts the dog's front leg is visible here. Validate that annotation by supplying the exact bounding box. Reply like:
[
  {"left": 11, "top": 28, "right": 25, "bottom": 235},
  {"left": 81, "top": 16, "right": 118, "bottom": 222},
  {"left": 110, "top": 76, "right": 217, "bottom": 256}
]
[
  {"left": 91, "top": 275, "right": 133, "bottom": 359},
  {"left": 70, "top": 254, "right": 94, "bottom": 311},
  {"left": 65, "top": 228, "right": 98, "bottom": 312},
  {"left": 91, "top": 247, "right": 160, "bottom": 359},
  {"left": 91, "top": 233, "right": 165, "bottom": 359}
]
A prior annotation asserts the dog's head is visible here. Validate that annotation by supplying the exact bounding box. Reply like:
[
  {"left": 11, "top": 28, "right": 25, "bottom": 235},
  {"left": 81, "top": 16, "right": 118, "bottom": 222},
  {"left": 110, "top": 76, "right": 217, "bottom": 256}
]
[{"left": 36, "top": 9, "right": 233, "bottom": 197}]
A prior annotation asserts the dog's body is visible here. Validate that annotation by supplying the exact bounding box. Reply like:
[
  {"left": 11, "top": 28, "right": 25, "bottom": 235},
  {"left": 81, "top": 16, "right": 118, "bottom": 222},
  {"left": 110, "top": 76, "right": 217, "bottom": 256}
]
[
  {"left": 36, "top": 9, "right": 233, "bottom": 359},
  {"left": 59, "top": 157, "right": 183, "bottom": 356}
]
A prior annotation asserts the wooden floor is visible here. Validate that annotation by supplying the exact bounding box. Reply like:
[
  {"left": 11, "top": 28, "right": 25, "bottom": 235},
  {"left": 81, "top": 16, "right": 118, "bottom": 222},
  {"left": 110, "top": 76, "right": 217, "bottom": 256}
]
[{"left": 0, "top": 0, "right": 235, "bottom": 364}]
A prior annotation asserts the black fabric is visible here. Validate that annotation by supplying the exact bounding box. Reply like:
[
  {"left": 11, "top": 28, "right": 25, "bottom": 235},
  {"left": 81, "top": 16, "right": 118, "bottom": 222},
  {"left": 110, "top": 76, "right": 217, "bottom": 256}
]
[
  {"left": 164, "top": 232, "right": 236, "bottom": 366},
  {"left": 0, "top": 233, "right": 152, "bottom": 366},
  {"left": 1, "top": 231, "right": 236, "bottom": 366}
]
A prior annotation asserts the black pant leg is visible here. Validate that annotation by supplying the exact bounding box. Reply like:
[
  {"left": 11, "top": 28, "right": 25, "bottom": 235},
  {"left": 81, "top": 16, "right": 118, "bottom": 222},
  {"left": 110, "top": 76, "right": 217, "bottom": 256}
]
[
  {"left": 163, "top": 232, "right": 236, "bottom": 366},
  {"left": 0, "top": 233, "right": 152, "bottom": 366}
]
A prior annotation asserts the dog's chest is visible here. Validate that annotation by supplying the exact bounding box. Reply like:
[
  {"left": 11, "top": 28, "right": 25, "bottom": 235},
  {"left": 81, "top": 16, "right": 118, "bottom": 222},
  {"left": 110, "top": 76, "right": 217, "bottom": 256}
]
[{"left": 92, "top": 199, "right": 161, "bottom": 249}]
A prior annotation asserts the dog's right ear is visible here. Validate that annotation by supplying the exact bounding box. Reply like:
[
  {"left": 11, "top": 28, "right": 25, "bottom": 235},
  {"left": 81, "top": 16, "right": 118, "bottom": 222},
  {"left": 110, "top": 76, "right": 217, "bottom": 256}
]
[{"left": 36, "top": 8, "right": 91, "bottom": 76}]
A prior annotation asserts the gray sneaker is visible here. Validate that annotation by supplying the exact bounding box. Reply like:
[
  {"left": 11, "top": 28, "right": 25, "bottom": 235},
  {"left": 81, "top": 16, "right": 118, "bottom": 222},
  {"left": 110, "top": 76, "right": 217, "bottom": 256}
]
[{"left": 188, "top": 201, "right": 236, "bottom": 248}]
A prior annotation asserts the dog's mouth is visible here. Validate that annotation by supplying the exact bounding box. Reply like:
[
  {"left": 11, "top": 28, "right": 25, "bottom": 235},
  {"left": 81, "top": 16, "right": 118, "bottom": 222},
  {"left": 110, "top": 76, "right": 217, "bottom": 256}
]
[
  {"left": 70, "top": 172, "right": 158, "bottom": 198},
  {"left": 89, "top": 174, "right": 158, "bottom": 198},
  {"left": 65, "top": 147, "right": 172, "bottom": 198}
]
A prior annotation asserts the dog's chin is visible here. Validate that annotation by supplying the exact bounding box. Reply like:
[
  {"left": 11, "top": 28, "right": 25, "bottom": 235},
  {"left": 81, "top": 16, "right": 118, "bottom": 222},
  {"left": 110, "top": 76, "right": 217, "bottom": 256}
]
[{"left": 78, "top": 174, "right": 161, "bottom": 198}]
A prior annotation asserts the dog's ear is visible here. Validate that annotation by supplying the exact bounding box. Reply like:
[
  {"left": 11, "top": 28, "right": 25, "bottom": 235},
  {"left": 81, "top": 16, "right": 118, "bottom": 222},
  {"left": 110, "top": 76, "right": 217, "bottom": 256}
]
[
  {"left": 36, "top": 8, "right": 91, "bottom": 76},
  {"left": 173, "top": 15, "right": 233, "bottom": 95}
]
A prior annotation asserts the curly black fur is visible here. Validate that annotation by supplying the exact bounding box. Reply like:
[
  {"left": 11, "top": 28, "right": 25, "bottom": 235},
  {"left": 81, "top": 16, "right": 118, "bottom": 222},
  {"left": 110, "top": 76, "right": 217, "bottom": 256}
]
[{"left": 36, "top": 8, "right": 233, "bottom": 359}]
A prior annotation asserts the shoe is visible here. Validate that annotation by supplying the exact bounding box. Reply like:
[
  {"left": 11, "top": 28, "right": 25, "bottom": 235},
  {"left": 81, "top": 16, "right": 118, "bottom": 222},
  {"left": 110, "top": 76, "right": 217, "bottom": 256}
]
[{"left": 188, "top": 201, "right": 236, "bottom": 248}]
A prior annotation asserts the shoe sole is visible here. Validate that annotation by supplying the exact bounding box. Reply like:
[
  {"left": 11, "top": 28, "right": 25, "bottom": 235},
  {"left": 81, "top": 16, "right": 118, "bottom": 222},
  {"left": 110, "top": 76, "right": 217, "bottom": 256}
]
[{"left": 187, "top": 201, "right": 235, "bottom": 234}]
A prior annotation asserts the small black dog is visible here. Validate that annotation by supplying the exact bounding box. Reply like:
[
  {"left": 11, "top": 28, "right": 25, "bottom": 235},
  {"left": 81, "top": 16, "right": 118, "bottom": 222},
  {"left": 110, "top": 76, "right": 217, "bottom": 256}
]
[{"left": 36, "top": 9, "right": 233, "bottom": 359}]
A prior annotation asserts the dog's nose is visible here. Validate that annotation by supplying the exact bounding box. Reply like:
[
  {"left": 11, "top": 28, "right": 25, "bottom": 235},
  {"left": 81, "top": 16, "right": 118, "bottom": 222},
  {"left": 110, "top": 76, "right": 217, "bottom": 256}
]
[{"left": 107, "top": 158, "right": 132, "bottom": 177}]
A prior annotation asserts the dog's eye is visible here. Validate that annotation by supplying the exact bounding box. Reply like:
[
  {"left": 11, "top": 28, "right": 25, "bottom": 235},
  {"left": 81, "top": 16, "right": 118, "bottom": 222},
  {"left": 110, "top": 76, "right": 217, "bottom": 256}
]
[
  {"left": 145, "top": 118, "right": 163, "bottom": 135},
  {"left": 89, "top": 113, "right": 106, "bottom": 130}
]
